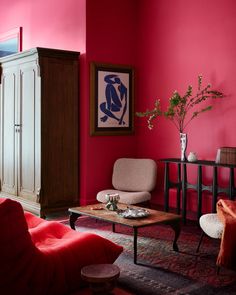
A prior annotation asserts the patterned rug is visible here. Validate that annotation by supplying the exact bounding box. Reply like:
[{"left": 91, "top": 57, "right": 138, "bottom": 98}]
[{"left": 63, "top": 216, "right": 236, "bottom": 294}]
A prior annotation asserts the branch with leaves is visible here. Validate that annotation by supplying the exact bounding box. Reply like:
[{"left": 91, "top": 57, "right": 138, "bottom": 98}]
[
  {"left": 136, "top": 99, "right": 162, "bottom": 130},
  {"left": 136, "top": 75, "right": 224, "bottom": 133}
]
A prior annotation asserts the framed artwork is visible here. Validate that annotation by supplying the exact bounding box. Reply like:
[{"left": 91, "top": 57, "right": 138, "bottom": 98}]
[
  {"left": 0, "top": 27, "right": 22, "bottom": 58},
  {"left": 90, "top": 62, "right": 134, "bottom": 136}
]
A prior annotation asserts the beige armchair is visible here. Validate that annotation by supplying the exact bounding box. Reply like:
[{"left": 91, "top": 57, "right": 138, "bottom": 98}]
[
  {"left": 196, "top": 213, "right": 224, "bottom": 253},
  {"left": 96, "top": 158, "right": 157, "bottom": 206},
  {"left": 196, "top": 213, "right": 224, "bottom": 274}
]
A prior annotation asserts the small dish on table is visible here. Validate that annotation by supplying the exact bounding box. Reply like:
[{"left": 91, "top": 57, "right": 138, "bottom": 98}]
[{"left": 117, "top": 207, "right": 150, "bottom": 219}]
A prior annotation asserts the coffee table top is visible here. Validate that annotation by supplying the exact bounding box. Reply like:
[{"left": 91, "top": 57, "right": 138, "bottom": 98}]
[{"left": 69, "top": 203, "right": 181, "bottom": 228}]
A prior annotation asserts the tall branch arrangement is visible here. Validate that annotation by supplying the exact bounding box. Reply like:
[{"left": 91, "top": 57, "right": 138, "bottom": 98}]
[{"left": 136, "top": 75, "right": 224, "bottom": 133}]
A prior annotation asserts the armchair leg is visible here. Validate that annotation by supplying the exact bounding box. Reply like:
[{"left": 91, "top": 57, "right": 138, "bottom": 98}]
[
  {"left": 196, "top": 231, "right": 205, "bottom": 253},
  {"left": 216, "top": 265, "right": 220, "bottom": 275}
]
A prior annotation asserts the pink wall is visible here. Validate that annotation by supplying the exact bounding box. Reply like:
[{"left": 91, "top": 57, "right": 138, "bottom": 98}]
[
  {"left": 80, "top": 0, "right": 138, "bottom": 204},
  {"left": 1, "top": 0, "right": 236, "bottom": 215},
  {"left": 0, "top": 0, "right": 138, "bottom": 205},
  {"left": 0, "top": 0, "right": 87, "bottom": 199},
  {"left": 0, "top": 0, "right": 86, "bottom": 52},
  {"left": 135, "top": 0, "right": 236, "bottom": 213}
]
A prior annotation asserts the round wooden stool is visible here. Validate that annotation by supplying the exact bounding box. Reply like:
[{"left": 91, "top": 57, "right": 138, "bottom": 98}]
[{"left": 81, "top": 264, "right": 120, "bottom": 294}]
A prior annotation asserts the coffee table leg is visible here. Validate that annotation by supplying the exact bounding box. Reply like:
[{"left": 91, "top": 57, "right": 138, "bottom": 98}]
[
  {"left": 170, "top": 221, "right": 181, "bottom": 252},
  {"left": 133, "top": 227, "right": 138, "bottom": 264},
  {"left": 69, "top": 212, "right": 79, "bottom": 230},
  {"left": 112, "top": 223, "right": 116, "bottom": 232}
]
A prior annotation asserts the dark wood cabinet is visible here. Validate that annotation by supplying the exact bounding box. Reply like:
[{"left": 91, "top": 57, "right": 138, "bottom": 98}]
[{"left": 0, "top": 47, "right": 80, "bottom": 217}]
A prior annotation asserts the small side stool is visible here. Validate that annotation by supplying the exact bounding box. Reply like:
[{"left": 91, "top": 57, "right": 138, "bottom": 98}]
[{"left": 81, "top": 264, "right": 120, "bottom": 294}]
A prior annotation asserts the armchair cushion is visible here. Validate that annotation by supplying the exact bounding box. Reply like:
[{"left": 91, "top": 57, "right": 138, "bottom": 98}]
[
  {"left": 112, "top": 158, "right": 157, "bottom": 192},
  {"left": 0, "top": 198, "right": 123, "bottom": 295},
  {"left": 199, "top": 213, "right": 224, "bottom": 239}
]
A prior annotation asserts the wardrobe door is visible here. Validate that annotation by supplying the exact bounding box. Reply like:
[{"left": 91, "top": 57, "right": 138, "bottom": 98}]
[
  {"left": 17, "top": 62, "right": 41, "bottom": 202},
  {"left": 0, "top": 66, "right": 18, "bottom": 195}
]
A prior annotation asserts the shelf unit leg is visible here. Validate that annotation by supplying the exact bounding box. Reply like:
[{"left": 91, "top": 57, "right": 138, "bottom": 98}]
[
  {"left": 182, "top": 163, "right": 187, "bottom": 224},
  {"left": 197, "top": 165, "right": 202, "bottom": 220},
  {"left": 164, "top": 163, "right": 170, "bottom": 212},
  {"left": 212, "top": 167, "right": 218, "bottom": 213}
]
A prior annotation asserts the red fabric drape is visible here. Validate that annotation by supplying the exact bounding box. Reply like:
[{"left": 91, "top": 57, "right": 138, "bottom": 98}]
[{"left": 216, "top": 199, "right": 236, "bottom": 269}]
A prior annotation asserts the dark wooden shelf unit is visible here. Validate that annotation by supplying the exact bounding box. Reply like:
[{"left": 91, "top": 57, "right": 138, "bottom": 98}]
[{"left": 161, "top": 158, "right": 236, "bottom": 223}]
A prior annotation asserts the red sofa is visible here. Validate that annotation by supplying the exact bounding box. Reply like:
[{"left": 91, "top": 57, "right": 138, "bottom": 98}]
[{"left": 0, "top": 198, "right": 123, "bottom": 295}]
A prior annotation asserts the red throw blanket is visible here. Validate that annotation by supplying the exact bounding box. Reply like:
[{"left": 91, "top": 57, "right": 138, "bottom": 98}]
[{"left": 216, "top": 199, "right": 236, "bottom": 269}]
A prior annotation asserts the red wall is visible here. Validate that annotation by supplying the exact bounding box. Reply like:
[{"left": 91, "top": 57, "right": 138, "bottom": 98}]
[
  {"left": 0, "top": 0, "right": 138, "bottom": 205},
  {"left": 81, "top": 0, "right": 138, "bottom": 204},
  {"left": 0, "top": 0, "right": 86, "bottom": 52},
  {"left": 135, "top": 0, "right": 236, "bottom": 213},
  {"left": 1, "top": 0, "right": 236, "bottom": 215}
]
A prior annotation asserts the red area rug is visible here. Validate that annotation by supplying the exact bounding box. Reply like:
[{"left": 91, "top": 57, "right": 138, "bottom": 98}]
[{"left": 63, "top": 216, "right": 236, "bottom": 294}]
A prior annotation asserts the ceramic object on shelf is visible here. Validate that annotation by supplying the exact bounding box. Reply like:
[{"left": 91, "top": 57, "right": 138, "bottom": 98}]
[{"left": 187, "top": 152, "right": 198, "bottom": 162}]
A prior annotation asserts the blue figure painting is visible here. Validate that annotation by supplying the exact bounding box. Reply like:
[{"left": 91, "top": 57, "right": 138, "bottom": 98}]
[{"left": 100, "top": 74, "right": 128, "bottom": 126}]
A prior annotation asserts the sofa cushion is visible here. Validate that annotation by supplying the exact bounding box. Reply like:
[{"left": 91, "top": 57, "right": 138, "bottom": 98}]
[{"left": 0, "top": 198, "right": 123, "bottom": 295}]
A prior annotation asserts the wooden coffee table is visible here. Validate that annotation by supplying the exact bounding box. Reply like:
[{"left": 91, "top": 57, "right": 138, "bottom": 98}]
[{"left": 68, "top": 203, "right": 181, "bottom": 264}]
